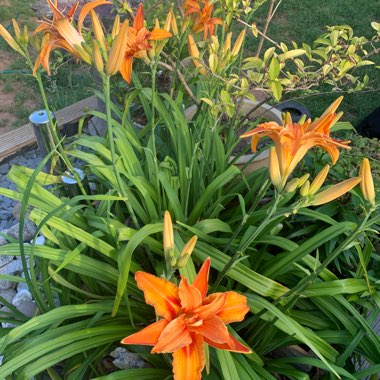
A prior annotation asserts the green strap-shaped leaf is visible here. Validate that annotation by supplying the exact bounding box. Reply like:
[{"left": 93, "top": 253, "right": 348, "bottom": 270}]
[
  {"left": 263, "top": 222, "right": 355, "bottom": 278},
  {"left": 112, "top": 223, "right": 163, "bottom": 316}
]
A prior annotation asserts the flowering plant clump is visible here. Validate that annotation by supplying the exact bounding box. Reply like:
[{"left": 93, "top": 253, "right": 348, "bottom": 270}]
[{"left": 0, "top": 0, "right": 379, "bottom": 379}]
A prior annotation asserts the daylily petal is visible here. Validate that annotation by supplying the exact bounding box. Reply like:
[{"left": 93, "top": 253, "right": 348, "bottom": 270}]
[
  {"left": 192, "top": 257, "right": 210, "bottom": 299},
  {"left": 149, "top": 28, "right": 172, "bottom": 41},
  {"left": 173, "top": 333, "right": 205, "bottom": 380},
  {"left": 46, "top": 0, "right": 64, "bottom": 20},
  {"left": 250, "top": 135, "right": 260, "bottom": 152},
  {"left": 78, "top": 0, "right": 111, "bottom": 34},
  {"left": 134, "top": 3, "right": 145, "bottom": 31},
  {"left": 194, "top": 293, "right": 226, "bottom": 320},
  {"left": 191, "top": 315, "right": 230, "bottom": 344},
  {"left": 152, "top": 316, "right": 193, "bottom": 353},
  {"left": 204, "top": 333, "right": 252, "bottom": 354},
  {"left": 67, "top": 2, "right": 79, "bottom": 21},
  {"left": 120, "top": 56, "right": 133, "bottom": 83},
  {"left": 205, "top": 291, "right": 250, "bottom": 324},
  {"left": 135, "top": 271, "right": 181, "bottom": 320},
  {"left": 179, "top": 277, "right": 203, "bottom": 312},
  {"left": 106, "top": 19, "right": 130, "bottom": 76},
  {"left": 121, "top": 319, "right": 169, "bottom": 346},
  {"left": 55, "top": 18, "right": 84, "bottom": 47}
]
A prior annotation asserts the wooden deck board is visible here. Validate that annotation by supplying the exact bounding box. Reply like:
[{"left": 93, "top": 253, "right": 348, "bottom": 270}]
[{"left": 0, "top": 95, "right": 97, "bottom": 162}]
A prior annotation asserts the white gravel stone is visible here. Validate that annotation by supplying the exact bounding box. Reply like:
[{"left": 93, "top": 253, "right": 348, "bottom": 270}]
[
  {"left": 0, "top": 260, "right": 24, "bottom": 289},
  {"left": 110, "top": 347, "right": 149, "bottom": 370},
  {"left": 32, "top": 235, "right": 46, "bottom": 246},
  {"left": 0, "top": 289, "right": 16, "bottom": 306},
  {"left": 12, "top": 289, "right": 33, "bottom": 306},
  {"left": 0, "top": 255, "right": 14, "bottom": 268},
  {"left": 15, "top": 300, "right": 37, "bottom": 318}
]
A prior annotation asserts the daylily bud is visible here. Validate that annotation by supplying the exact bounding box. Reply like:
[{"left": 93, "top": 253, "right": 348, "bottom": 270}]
[
  {"left": 177, "top": 236, "right": 198, "bottom": 268},
  {"left": 12, "top": 19, "right": 21, "bottom": 41},
  {"left": 285, "top": 178, "right": 299, "bottom": 193},
  {"left": 73, "top": 43, "right": 92, "bottom": 64},
  {"left": 209, "top": 53, "right": 218, "bottom": 73},
  {"left": 0, "top": 24, "right": 25, "bottom": 56},
  {"left": 163, "top": 211, "right": 175, "bottom": 265},
  {"left": 169, "top": 10, "right": 178, "bottom": 36},
  {"left": 164, "top": 12, "right": 171, "bottom": 32},
  {"left": 188, "top": 34, "right": 206, "bottom": 75},
  {"left": 106, "top": 19, "right": 129, "bottom": 76},
  {"left": 300, "top": 180, "right": 310, "bottom": 197},
  {"left": 22, "top": 25, "right": 29, "bottom": 45},
  {"left": 310, "top": 177, "right": 361, "bottom": 206},
  {"left": 298, "top": 173, "right": 310, "bottom": 187},
  {"left": 360, "top": 158, "right": 376, "bottom": 206},
  {"left": 270, "top": 223, "right": 283, "bottom": 236},
  {"left": 93, "top": 41, "right": 104, "bottom": 73},
  {"left": 90, "top": 10, "right": 106, "bottom": 54},
  {"left": 298, "top": 114, "right": 307, "bottom": 125},
  {"left": 269, "top": 147, "right": 283, "bottom": 190},
  {"left": 222, "top": 32, "right": 232, "bottom": 56},
  {"left": 231, "top": 29, "right": 246, "bottom": 57},
  {"left": 309, "top": 165, "right": 330, "bottom": 195},
  {"left": 112, "top": 15, "right": 120, "bottom": 40}
]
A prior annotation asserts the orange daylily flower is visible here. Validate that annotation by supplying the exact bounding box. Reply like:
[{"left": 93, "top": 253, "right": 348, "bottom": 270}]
[
  {"left": 184, "top": 0, "right": 222, "bottom": 40},
  {"left": 122, "top": 258, "right": 251, "bottom": 380},
  {"left": 33, "top": 0, "right": 110, "bottom": 75},
  {"left": 120, "top": 4, "right": 172, "bottom": 83},
  {"left": 241, "top": 97, "right": 350, "bottom": 189}
]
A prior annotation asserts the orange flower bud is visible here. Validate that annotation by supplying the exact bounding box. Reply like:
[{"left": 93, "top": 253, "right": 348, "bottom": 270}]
[
  {"left": 177, "top": 236, "right": 198, "bottom": 268},
  {"left": 106, "top": 19, "right": 129, "bottom": 76},
  {"left": 269, "top": 147, "right": 283, "bottom": 190},
  {"left": 231, "top": 29, "right": 246, "bottom": 57},
  {"left": 163, "top": 211, "right": 175, "bottom": 260},
  {"left": 0, "top": 23, "right": 25, "bottom": 56},
  {"left": 309, "top": 165, "right": 330, "bottom": 195},
  {"left": 188, "top": 34, "right": 206, "bottom": 75},
  {"left": 360, "top": 158, "right": 375, "bottom": 206},
  {"left": 310, "top": 177, "right": 361, "bottom": 206}
]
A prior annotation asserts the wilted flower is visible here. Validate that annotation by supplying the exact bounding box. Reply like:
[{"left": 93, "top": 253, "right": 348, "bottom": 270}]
[
  {"left": 241, "top": 97, "right": 350, "bottom": 189},
  {"left": 33, "top": 0, "right": 109, "bottom": 74},
  {"left": 121, "top": 257, "right": 251, "bottom": 380},
  {"left": 120, "top": 4, "right": 172, "bottom": 83}
]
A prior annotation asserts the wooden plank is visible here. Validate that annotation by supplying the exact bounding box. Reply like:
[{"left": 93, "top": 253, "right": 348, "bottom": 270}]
[{"left": 0, "top": 95, "right": 97, "bottom": 162}]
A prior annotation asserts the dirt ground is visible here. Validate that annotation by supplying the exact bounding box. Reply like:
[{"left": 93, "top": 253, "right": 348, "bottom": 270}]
[{"left": 0, "top": 50, "right": 18, "bottom": 134}]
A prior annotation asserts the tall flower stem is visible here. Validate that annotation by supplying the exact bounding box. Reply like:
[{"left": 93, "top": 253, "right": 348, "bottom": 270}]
[
  {"left": 32, "top": 65, "right": 88, "bottom": 196},
  {"left": 150, "top": 58, "right": 162, "bottom": 212},
  {"left": 212, "top": 191, "right": 283, "bottom": 291},
  {"left": 103, "top": 75, "right": 139, "bottom": 228}
]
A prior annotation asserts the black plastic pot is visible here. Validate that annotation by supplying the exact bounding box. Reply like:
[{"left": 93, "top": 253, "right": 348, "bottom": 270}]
[{"left": 275, "top": 101, "right": 311, "bottom": 123}]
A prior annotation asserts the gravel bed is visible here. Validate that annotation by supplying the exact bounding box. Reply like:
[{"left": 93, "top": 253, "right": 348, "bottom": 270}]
[{"left": 0, "top": 148, "right": 42, "bottom": 231}]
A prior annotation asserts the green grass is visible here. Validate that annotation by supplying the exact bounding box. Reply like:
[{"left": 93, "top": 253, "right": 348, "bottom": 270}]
[{"left": 255, "top": 0, "right": 380, "bottom": 126}]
